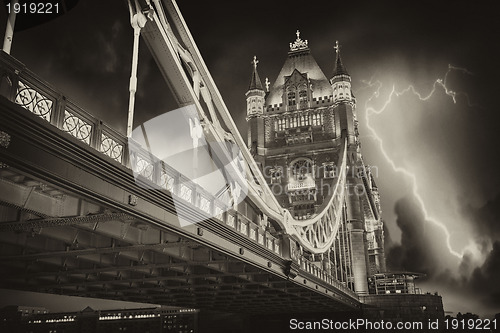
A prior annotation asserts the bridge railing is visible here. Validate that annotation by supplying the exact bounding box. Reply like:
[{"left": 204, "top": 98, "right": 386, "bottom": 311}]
[
  {"left": 299, "top": 256, "right": 356, "bottom": 297},
  {"left": 0, "top": 53, "right": 128, "bottom": 166},
  {"left": 0, "top": 52, "right": 283, "bottom": 254},
  {"left": 0, "top": 52, "right": 351, "bottom": 294}
]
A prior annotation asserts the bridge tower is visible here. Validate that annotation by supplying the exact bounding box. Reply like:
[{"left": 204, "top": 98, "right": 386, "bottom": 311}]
[
  {"left": 245, "top": 32, "right": 385, "bottom": 294},
  {"left": 331, "top": 40, "right": 369, "bottom": 295}
]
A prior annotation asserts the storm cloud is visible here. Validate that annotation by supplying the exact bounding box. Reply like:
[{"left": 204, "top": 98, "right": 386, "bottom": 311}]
[
  {"left": 386, "top": 196, "right": 457, "bottom": 277},
  {"left": 387, "top": 195, "right": 500, "bottom": 314}
]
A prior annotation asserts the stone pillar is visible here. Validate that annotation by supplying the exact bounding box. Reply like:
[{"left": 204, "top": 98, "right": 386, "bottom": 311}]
[{"left": 346, "top": 177, "right": 369, "bottom": 295}]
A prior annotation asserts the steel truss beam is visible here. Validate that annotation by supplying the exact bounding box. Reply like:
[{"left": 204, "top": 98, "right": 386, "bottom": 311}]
[
  {"left": 0, "top": 213, "right": 134, "bottom": 232},
  {"left": 0, "top": 241, "right": 196, "bottom": 260},
  {"left": 0, "top": 176, "right": 65, "bottom": 218}
]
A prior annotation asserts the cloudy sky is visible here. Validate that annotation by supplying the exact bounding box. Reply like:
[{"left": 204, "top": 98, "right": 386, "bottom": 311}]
[{"left": 1, "top": 0, "right": 499, "bottom": 317}]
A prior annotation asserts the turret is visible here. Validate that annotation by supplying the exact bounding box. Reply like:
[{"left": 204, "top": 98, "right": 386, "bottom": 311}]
[
  {"left": 330, "top": 41, "right": 369, "bottom": 294},
  {"left": 331, "top": 41, "right": 355, "bottom": 106},
  {"left": 245, "top": 56, "right": 265, "bottom": 155},
  {"left": 330, "top": 41, "right": 358, "bottom": 162}
]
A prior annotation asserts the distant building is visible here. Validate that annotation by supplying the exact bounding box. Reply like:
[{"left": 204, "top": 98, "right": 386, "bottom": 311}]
[
  {"left": 0, "top": 305, "right": 198, "bottom": 333},
  {"left": 368, "top": 272, "right": 424, "bottom": 295},
  {"left": 0, "top": 305, "right": 49, "bottom": 326}
]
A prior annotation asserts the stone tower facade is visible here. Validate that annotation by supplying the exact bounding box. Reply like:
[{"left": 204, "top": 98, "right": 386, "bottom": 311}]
[{"left": 245, "top": 32, "right": 386, "bottom": 294}]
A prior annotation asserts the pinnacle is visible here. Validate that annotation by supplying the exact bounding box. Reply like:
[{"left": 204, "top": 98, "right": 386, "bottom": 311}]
[
  {"left": 248, "top": 56, "right": 264, "bottom": 91},
  {"left": 333, "top": 40, "right": 349, "bottom": 76}
]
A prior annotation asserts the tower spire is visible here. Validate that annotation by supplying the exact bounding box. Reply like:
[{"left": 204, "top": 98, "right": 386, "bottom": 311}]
[
  {"left": 248, "top": 55, "right": 264, "bottom": 91},
  {"left": 333, "top": 40, "right": 349, "bottom": 76},
  {"left": 330, "top": 40, "right": 354, "bottom": 106}
]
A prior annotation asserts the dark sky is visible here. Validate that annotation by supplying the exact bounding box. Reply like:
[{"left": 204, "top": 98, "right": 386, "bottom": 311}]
[{"left": 1, "top": 0, "right": 499, "bottom": 317}]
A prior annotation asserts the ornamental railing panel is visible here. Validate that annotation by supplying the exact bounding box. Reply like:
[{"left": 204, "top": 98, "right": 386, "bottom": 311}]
[
  {"left": 15, "top": 80, "right": 53, "bottom": 122},
  {"left": 100, "top": 126, "right": 125, "bottom": 164},
  {"left": 62, "top": 103, "right": 93, "bottom": 145}
]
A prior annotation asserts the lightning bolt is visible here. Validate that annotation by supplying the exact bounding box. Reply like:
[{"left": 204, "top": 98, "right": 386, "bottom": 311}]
[{"left": 361, "top": 64, "right": 476, "bottom": 259}]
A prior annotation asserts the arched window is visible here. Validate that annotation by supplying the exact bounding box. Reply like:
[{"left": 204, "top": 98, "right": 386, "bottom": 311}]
[
  {"left": 299, "top": 90, "right": 308, "bottom": 104},
  {"left": 270, "top": 167, "right": 282, "bottom": 184},
  {"left": 323, "top": 162, "right": 335, "bottom": 178},
  {"left": 287, "top": 91, "right": 296, "bottom": 106},
  {"left": 291, "top": 159, "right": 313, "bottom": 181},
  {"left": 279, "top": 118, "right": 286, "bottom": 131},
  {"left": 303, "top": 114, "right": 309, "bottom": 126},
  {"left": 312, "top": 113, "right": 321, "bottom": 126}
]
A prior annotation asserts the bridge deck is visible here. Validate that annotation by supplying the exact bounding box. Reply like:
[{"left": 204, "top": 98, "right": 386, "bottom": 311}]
[{"left": 0, "top": 52, "right": 360, "bottom": 313}]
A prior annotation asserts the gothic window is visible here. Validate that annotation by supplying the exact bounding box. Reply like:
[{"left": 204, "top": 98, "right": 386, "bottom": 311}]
[
  {"left": 270, "top": 167, "right": 282, "bottom": 184},
  {"left": 323, "top": 162, "right": 335, "bottom": 178},
  {"left": 299, "top": 90, "right": 308, "bottom": 104},
  {"left": 312, "top": 113, "right": 321, "bottom": 126},
  {"left": 287, "top": 91, "right": 296, "bottom": 106},
  {"left": 301, "top": 114, "right": 309, "bottom": 126},
  {"left": 291, "top": 159, "right": 313, "bottom": 181},
  {"left": 276, "top": 118, "right": 286, "bottom": 131}
]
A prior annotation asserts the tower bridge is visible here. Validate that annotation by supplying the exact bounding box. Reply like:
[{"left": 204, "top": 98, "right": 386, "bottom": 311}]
[{"left": 0, "top": 0, "right": 387, "bottom": 315}]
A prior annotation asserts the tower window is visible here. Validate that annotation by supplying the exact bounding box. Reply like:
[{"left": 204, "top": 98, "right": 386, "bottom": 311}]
[
  {"left": 276, "top": 118, "right": 286, "bottom": 131},
  {"left": 287, "top": 158, "right": 316, "bottom": 193},
  {"left": 302, "top": 114, "right": 309, "bottom": 126},
  {"left": 287, "top": 91, "right": 296, "bottom": 106},
  {"left": 323, "top": 162, "right": 335, "bottom": 178},
  {"left": 270, "top": 167, "right": 282, "bottom": 184},
  {"left": 291, "top": 159, "right": 313, "bottom": 181},
  {"left": 299, "top": 90, "right": 308, "bottom": 104},
  {"left": 312, "top": 113, "right": 321, "bottom": 126}
]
